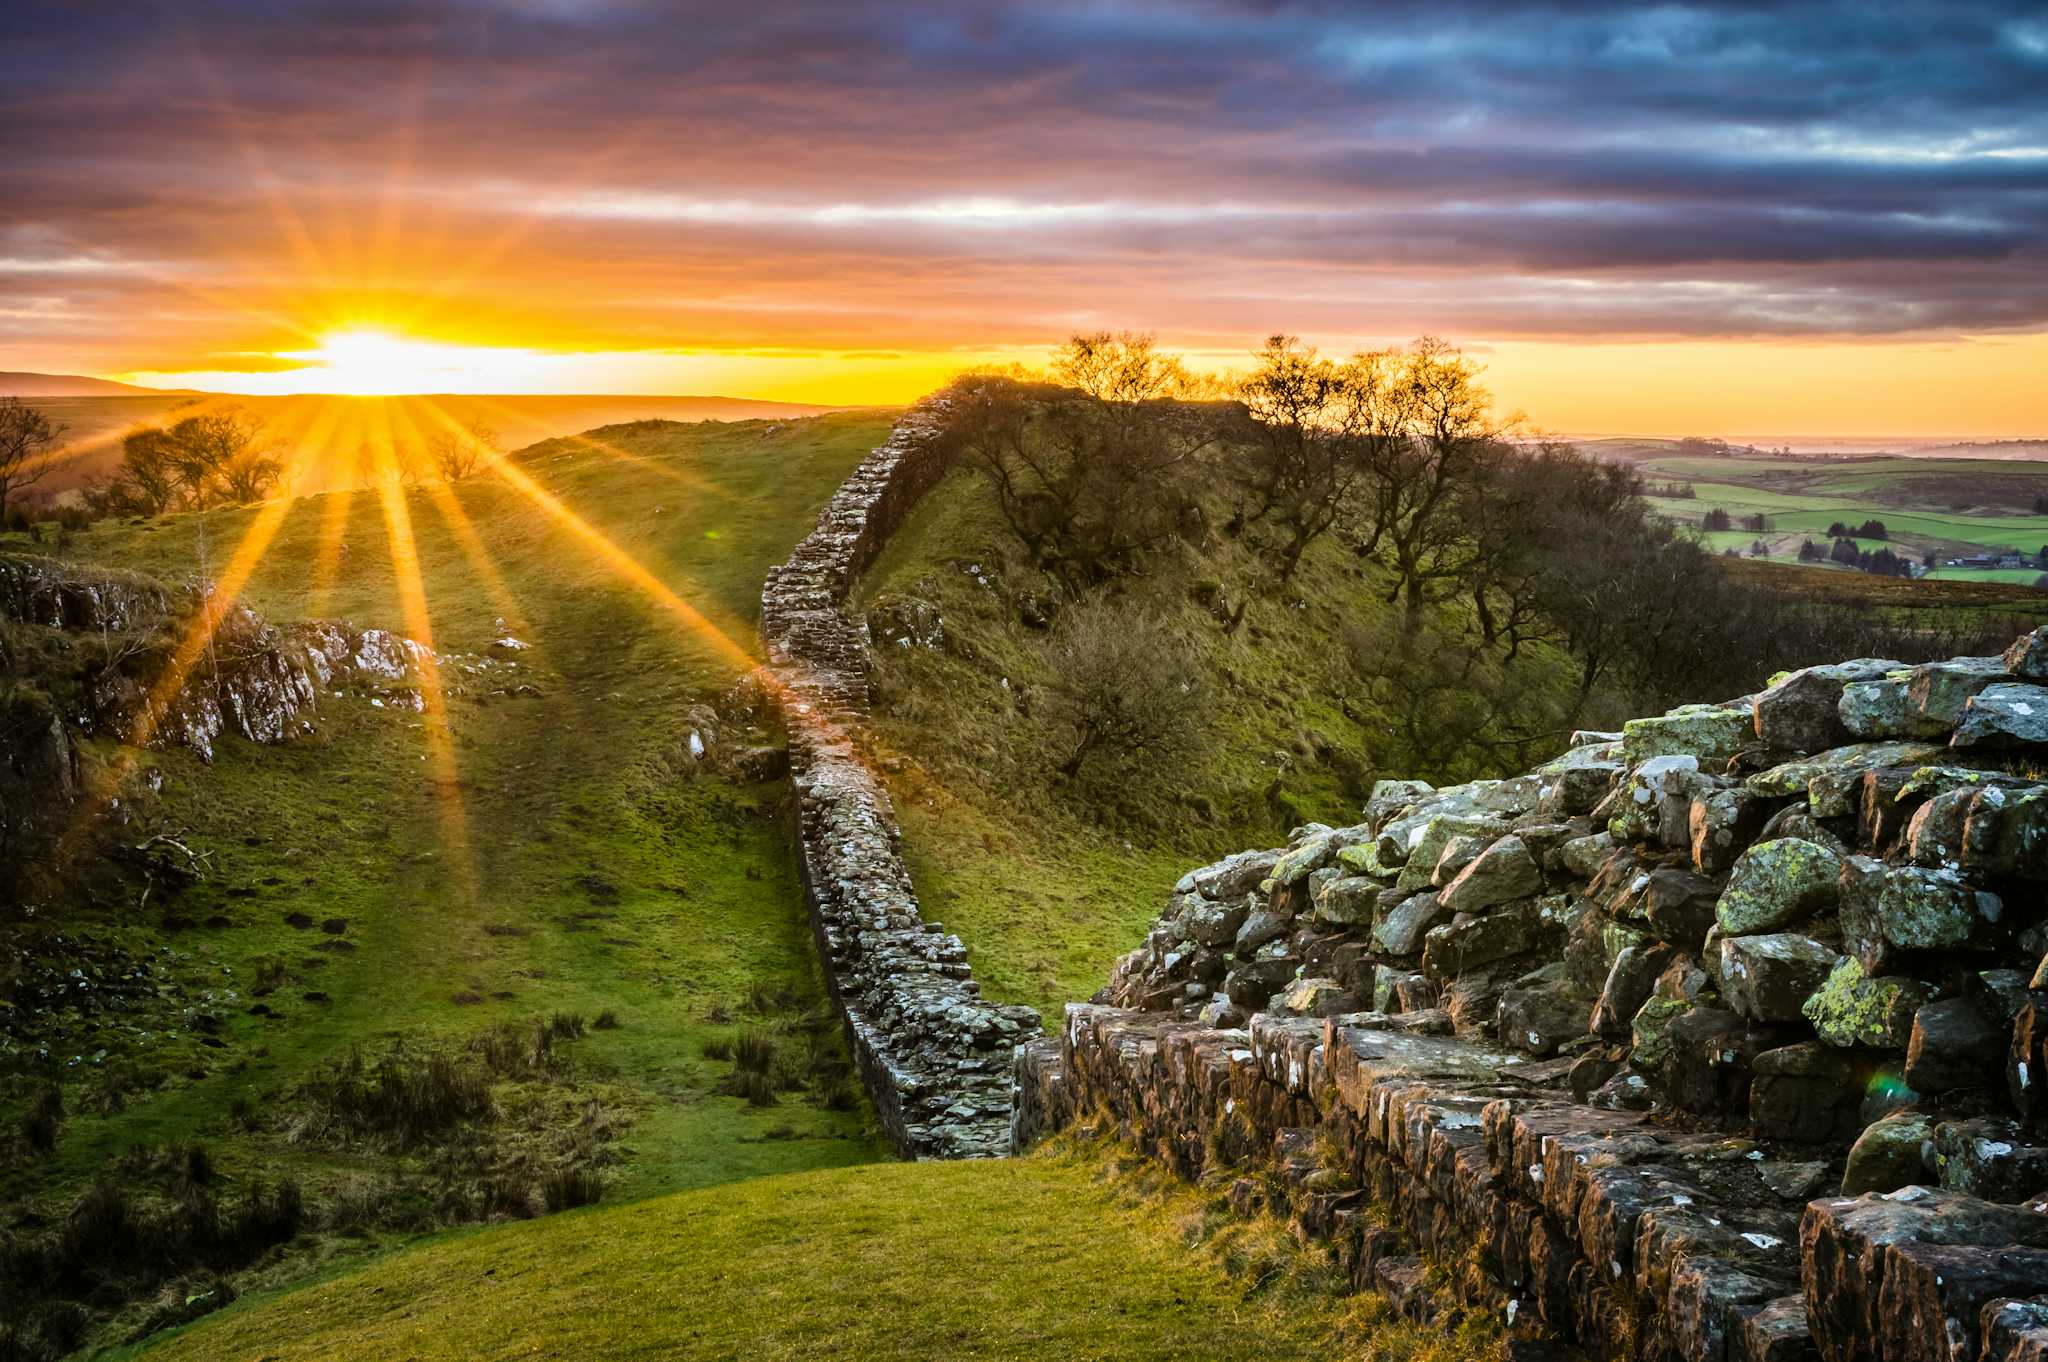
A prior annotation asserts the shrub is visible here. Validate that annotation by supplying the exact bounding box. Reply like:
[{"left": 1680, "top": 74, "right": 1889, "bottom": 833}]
[
  {"left": 19, "top": 1086, "right": 63, "bottom": 1154},
  {"left": 592, "top": 1009, "right": 622, "bottom": 1030},
  {"left": 540, "top": 1167, "right": 603, "bottom": 1213},
  {"left": 731, "top": 1029, "right": 780, "bottom": 1075},
  {"left": 701, "top": 1035, "right": 735, "bottom": 1062},
  {"left": 1039, "top": 599, "right": 1202, "bottom": 799}
]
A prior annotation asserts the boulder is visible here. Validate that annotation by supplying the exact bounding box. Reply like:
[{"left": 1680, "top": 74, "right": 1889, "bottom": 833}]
[
  {"left": 1233, "top": 908, "right": 1290, "bottom": 957},
  {"left": 1717, "top": 838, "right": 1843, "bottom": 934},
  {"left": 2008, "top": 627, "right": 2048, "bottom": 681},
  {"left": 1931, "top": 1117, "right": 2048, "bottom": 1202},
  {"left": 1555, "top": 830, "right": 1615, "bottom": 879},
  {"left": 1838, "top": 677, "right": 1916, "bottom": 740},
  {"left": 1271, "top": 834, "right": 1336, "bottom": 886},
  {"left": 1690, "top": 787, "right": 1769, "bottom": 875},
  {"left": 1372, "top": 891, "right": 1446, "bottom": 958},
  {"left": 1431, "top": 833, "right": 1488, "bottom": 886},
  {"left": 1804, "top": 957, "right": 1932, "bottom": 1049},
  {"left": 1839, "top": 856, "right": 2000, "bottom": 970},
  {"left": 1903, "top": 996, "right": 2003, "bottom": 1094},
  {"left": 1496, "top": 986, "right": 1593, "bottom": 1056},
  {"left": 1642, "top": 868, "right": 1725, "bottom": 950},
  {"left": 1750, "top": 1042, "right": 1863, "bottom": 1141},
  {"left": 1719, "top": 932, "right": 1842, "bottom": 1023},
  {"left": 1955, "top": 683, "right": 2048, "bottom": 749},
  {"left": 1386, "top": 813, "right": 1513, "bottom": 890},
  {"left": 1224, "top": 956, "right": 1299, "bottom": 1008},
  {"left": 1840, "top": 1111, "right": 1935, "bottom": 1194},
  {"left": 1364, "top": 779, "right": 1434, "bottom": 829},
  {"left": 1591, "top": 942, "right": 1674, "bottom": 1036},
  {"left": 1753, "top": 658, "right": 1904, "bottom": 753},
  {"left": 1421, "top": 900, "right": 1549, "bottom": 979},
  {"left": 1179, "top": 895, "right": 1251, "bottom": 947},
  {"left": 1275, "top": 976, "right": 1361, "bottom": 1017},
  {"left": 1437, "top": 834, "right": 1541, "bottom": 914},
  {"left": 1179, "top": 849, "right": 1281, "bottom": 901},
  {"left": 1621, "top": 704, "right": 1752, "bottom": 766},
  {"left": 1311, "top": 875, "right": 1380, "bottom": 928},
  {"left": 1906, "top": 656, "right": 2007, "bottom": 728},
  {"left": 1747, "top": 740, "right": 1946, "bottom": 801}
]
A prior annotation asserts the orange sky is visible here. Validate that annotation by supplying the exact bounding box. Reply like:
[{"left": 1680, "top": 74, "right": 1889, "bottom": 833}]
[{"left": 7, "top": 4, "right": 2046, "bottom": 439}]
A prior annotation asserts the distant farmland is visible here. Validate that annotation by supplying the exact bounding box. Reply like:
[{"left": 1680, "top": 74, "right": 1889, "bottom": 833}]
[{"left": 1610, "top": 445, "right": 2048, "bottom": 584}]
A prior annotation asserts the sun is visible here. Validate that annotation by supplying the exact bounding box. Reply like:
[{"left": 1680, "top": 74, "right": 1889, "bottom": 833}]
[{"left": 273, "top": 328, "right": 535, "bottom": 396}]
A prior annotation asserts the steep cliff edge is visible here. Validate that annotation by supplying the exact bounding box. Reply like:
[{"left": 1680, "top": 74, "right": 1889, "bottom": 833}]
[{"left": 1017, "top": 627, "right": 2048, "bottom": 1361}]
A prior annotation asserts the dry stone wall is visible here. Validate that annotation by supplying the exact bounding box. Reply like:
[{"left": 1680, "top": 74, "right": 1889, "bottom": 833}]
[
  {"left": 761, "top": 403, "right": 1039, "bottom": 1159},
  {"left": 1016, "top": 628, "right": 2048, "bottom": 1361}
]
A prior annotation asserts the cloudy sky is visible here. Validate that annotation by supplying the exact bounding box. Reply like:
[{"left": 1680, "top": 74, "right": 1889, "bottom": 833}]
[{"left": 5, "top": 1, "right": 2046, "bottom": 433}]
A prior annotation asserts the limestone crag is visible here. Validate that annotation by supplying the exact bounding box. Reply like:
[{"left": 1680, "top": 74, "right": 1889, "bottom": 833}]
[
  {"left": 762, "top": 403, "right": 1039, "bottom": 1159},
  {"left": 1016, "top": 631, "right": 2048, "bottom": 1360}
]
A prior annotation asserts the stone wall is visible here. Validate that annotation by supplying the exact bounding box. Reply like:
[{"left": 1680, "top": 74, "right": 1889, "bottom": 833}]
[
  {"left": 761, "top": 403, "right": 1039, "bottom": 1159},
  {"left": 1015, "top": 629, "right": 2048, "bottom": 1360}
]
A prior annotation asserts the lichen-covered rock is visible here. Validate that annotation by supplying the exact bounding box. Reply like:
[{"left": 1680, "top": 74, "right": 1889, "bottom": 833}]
[
  {"left": 1839, "top": 856, "right": 1999, "bottom": 969},
  {"left": 1907, "top": 656, "right": 2007, "bottom": 727},
  {"left": 1746, "top": 740, "right": 1946, "bottom": 801},
  {"left": 1718, "top": 838, "right": 1843, "bottom": 934},
  {"left": 1838, "top": 676, "right": 1916, "bottom": 740},
  {"left": 2008, "top": 627, "right": 2048, "bottom": 680},
  {"left": 1754, "top": 658, "right": 1905, "bottom": 752},
  {"left": 1719, "top": 933, "right": 1842, "bottom": 1023},
  {"left": 1311, "top": 875, "right": 1381, "bottom": 928},
  {"left": 1271, "top": 833, "right": 1337, "bottom": 887},
  {"left": 1496, "top": 985, "right": 1592, "bottom": 1056},
  {"left": 1840, "top": 1111, "right": 1936, "bottom": 1194},
  {"left": 1803, "top": 957, "right": 1931, "bottom": 1049},
  {"left": 1176, "top": 849, "right": 1281, "bottom": 901},
  {"left": 1420, "top": 900, "right": 1549, "bottom": 978},
  {"left": 1690, "top": 786, "right": 1768, "bottom": 875},
  {"left": 1436, "top": 834, "right": 1541, "bottom": 914},
  {"left": 1372, "top": 891, "right": 1445, "bottom": 957},
  {"left": 1622, "top": 704, "right": 1752, "bottom": 767},
  {"left": 1955, "top": 683, "right": 2048, "bottom": 748},
  {"left": 1555, "top": 829, "right": 1615, "bottom": 879},
  {"left": 1179, "top": 895, "right": 1251, "bottom": 947}
]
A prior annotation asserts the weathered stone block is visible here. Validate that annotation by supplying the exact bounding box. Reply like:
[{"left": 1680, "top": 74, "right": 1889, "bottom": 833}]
[{"left": 1719, "top": 838, "right": 1844, "bottom": 934}]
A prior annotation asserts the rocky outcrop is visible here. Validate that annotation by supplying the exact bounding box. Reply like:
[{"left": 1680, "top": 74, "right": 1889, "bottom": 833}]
[
  {"left": 1016, "top": 630, "right": 2048, "bottom": 1359},
  {"left": 761, "top": 403, "right": 1039, "bottom": 1159},
  {"left": 1, "top": 554, "right": 517, "bottom": 890}
]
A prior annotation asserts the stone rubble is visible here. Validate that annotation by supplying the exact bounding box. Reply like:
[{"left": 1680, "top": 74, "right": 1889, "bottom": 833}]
[
  {"left": 1016, "top": 632, "right": 2048, "bottom": 1360},
  {"left": 761, "top": 403, "right": 1038, "bottom": 1159}
]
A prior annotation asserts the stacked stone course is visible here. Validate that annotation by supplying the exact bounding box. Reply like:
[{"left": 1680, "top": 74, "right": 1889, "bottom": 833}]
[
  {"left": 1016, "top": 630, "right": 2048, "bottom": 1359},
  {"left": 761, "top": 404, "right": 1039, "bottom": 1159}
]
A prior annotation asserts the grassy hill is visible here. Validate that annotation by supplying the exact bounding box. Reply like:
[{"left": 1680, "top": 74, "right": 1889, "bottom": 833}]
[
  {"left": 22, "top": 393, "right": 858, "bottom": 500},
  {"left": 1, "top": 411, "right": 903, "bottom": 1351},
  {"left": 126, "top": 1141, "right": 1480, "bottom": 1362},
  {"left": 850, "top": 455, "right": 1583, "bottom": 1022}
]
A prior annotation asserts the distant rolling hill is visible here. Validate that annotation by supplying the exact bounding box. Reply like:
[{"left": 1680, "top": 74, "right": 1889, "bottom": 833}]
[
  {"left": 18, "top": 391, "right": 863, "bottom": 496},
  {"left": 0, "top": 370, "right": 189, "bottom": 397}
]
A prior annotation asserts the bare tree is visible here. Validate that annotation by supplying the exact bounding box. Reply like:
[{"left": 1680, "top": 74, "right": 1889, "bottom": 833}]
[
  {"left": 427, "top": 421, "right": 497, "bottom": 481},
  {"left": 945, "top": 335, "right": 1217, "bottom": 583},
  {"left": 162, "top": 407, "right": 283, "bottom": 506},
  {"left": 114, "top": 427, "right": 184, "bottom": 514},
  {"left": 1366, "top": 337, "right": 1507, "bottom": 614},
  {"left": 1232, "top": 336, "right": 1409, "bottom": 580},
  {"left": 1041, "top": 598, "right": 1203, "bottom": 790},
  {"left": 0, "top": 397, "right": 68, "bottom": 525}
]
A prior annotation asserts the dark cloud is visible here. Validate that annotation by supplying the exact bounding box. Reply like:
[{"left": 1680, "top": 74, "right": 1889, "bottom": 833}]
[{"left": 2, "top": 0, "right": 2045, "bottom": 366}]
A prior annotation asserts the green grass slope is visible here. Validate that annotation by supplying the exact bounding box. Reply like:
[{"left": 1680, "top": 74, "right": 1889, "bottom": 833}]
[
  {"left": 2, "top": 412, "right": 905, "bottom": 1347},
  {"left": 850, "top": 461, "right": 1580, "bottom": 1022},
  {"left": 131, "top": 1144, "right": 1480, "bottom": 1362}
]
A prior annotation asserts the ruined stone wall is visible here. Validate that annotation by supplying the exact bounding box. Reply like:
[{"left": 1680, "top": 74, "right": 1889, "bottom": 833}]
[
  {"left": 1015, "top": 630, "right": 2048, "bottom": 1360},
  {"left": 761, "top": 404, "right": 1039, "bottom": 1159}
]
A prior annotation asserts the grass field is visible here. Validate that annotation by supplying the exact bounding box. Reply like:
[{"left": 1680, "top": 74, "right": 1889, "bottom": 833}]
[
  {"left": 21, "top": 393, "right": 856, "bottom": 501},
  {"left": 2, "top": 411, "right": 911, "bottom": 1347},
  {"left": 127, "top": 1140, "right": 1495, "bottom": 1362}
]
